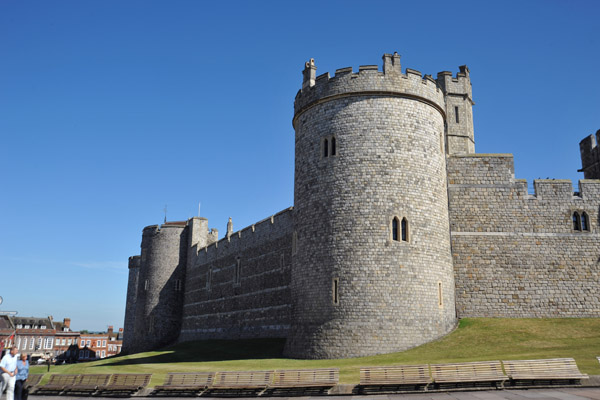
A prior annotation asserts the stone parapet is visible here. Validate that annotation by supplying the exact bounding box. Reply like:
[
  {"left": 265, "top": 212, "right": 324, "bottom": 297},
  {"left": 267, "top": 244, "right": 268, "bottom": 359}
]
[{"left": 294, "top": 53, "right": 445, "bottom": 125}]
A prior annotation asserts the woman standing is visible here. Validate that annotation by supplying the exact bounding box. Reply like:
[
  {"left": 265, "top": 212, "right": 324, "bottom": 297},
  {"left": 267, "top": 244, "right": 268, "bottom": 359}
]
[{"left": 14, "top": 353, "right": 28, "bottom": 400}]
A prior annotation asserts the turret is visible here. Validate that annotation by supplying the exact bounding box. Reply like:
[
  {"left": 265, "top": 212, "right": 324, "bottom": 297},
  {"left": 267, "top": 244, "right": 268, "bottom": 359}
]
[
  {"left": 226, "top": 217, "right": 233, "bottom": 239},
  {"left": 130, "top": 222, "right": 188, "bottom": 352},
  {"left": 437, "top": 66, "right": 475, "bottom": 154},
  {"left": 121, "top": 255, "right": 140, "bottom": 353},
  {"left": 286, "top": 54, "right": 456, "bottom": 359},
  {"left": 579, "top": 130, "right": 600, "bottom": 179}
]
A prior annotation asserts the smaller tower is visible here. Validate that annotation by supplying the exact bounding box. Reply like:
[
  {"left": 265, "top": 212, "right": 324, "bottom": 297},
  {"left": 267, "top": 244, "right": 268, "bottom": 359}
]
[
  {"left": 122, "top": 255, "right": 140, "bottom": 353},
  {"left": 579, "top": 130, "right": 600, "bottom": 179},
  {"left": 437, "top": 66, "right": 475, "bottom": 154},
  {"left": 130, "top": 222, "right": 188, "bottom": 352}
]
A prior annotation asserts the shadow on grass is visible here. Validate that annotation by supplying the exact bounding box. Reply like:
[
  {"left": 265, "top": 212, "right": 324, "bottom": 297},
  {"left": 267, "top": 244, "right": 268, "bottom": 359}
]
[{"left": 99, "top": 338, "right": 287, "bottom": 366}]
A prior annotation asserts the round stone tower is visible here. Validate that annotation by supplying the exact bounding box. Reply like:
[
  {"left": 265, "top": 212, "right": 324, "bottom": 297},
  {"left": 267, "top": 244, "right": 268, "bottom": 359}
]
[
  {"left": 129, "top": 222, "right": 188, "bottom": 352},
  {"left": 284, "top": 53, "right": 456, "bottom": 359}
]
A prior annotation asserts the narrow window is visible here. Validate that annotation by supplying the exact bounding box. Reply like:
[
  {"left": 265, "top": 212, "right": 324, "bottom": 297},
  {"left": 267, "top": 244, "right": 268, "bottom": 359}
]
[
  {"left": 332, "top": 278, "right": 339, "bottom": 305},
  {"left": 280, "top": 253, "right": 285, "bottom": 268},
  {"left": 144, "top": 279, "right": 149, "bottom": 291},
  {"left": 292, "top": 231, "right": 298, "bottom": 255},
  {"left": 174, "top": 279, "right": 182, "bottom": 292},
  {"left": 331, "top": 136, "right": 336, "bottom": 156},
  {"left": 573, "top": 212, "right": 581, "bottom": 231},
  {"left": 438, "top": 282, "right": 443, "bottom": 307},
  {"left": 206, "top": 267, "right": 212, "bottom": 291},
  {"left": 454, "top": 106, "right": 459, "bottom": 123},
  {"left": 401, "top": 218, "right": 409, "bottom": 242},
  {"left": 392, "top": 217, "right": 400, "bottom": 241},
  {"left": 581, "top": 212, "right": 589, "bottom": 231},
  {"left": 148, "top": 316, "right": 155, "bottom": 333},
  {"left": 323, "top": 138, "right": 329, "bottom": 157},
  {"left": 234, "top": 257, "right": 241, "bottom": 286}
]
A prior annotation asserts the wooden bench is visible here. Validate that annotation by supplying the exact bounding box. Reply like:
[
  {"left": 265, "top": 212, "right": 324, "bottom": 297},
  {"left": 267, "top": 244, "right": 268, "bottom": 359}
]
[
  {"left": 63, "top": 374, "right": 112, "bottom": 395},
  {"left": 153, "top": 372, "right": 214, "bottom": 395},
  {"left": 208, "top": 370, "right": 273, "bottom": 395},
  {"left": 502, "top": 358, "right": 588, "bottom": 386},
  {"left": 265, "top": 368, "right": 339, "bottom": 395},
  {"left": 430, "top": 361, "right": 506, "bottom": 389},
  {"left": 23, "top": 374, "right": 44, "bottom": 394},
  {"left": 359, "top": 365, "right": 432, "bottom": 393},
  {"left": 97, "top": 373, "right": 152, "bottom": 396},
  {"left": 271, "top": 368, "right": 338, "bottom": 388},
  {"left": 35, "top": 374, "right": 80, "bottom": 394}
]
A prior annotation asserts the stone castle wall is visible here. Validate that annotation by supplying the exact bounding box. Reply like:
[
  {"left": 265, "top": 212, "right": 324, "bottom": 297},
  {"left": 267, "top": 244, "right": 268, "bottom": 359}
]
[
  {"left": 122, "top": 52, "right": 600, "bottom": 358},
  {"left": 178, "top": 208, "right": 293, "bottom": 342},
  {"left": 448, "top": 154, "right": 600, "bottom": 317}
]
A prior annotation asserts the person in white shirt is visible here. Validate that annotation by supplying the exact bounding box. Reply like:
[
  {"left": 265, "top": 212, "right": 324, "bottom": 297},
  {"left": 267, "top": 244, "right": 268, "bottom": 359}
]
[{"left": 0, "top": 347, "right": 18, "bottom": 400}]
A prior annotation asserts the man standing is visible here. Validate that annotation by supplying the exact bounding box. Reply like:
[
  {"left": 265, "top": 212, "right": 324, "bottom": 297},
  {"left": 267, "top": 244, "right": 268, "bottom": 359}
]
[{"left": 0, "top": 347, "right": 18, "bottom": 400}]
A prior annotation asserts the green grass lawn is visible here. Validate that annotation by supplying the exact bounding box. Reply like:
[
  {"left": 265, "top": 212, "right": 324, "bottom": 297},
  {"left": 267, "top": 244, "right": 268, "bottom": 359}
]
[{"left": 30, "top": 318, "right": 600, "bottom": 385}]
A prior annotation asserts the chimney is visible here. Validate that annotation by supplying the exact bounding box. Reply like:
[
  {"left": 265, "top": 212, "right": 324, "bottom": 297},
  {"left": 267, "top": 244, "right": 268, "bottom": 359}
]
[
  {"left": 63, "top": 318, "right": 71, "bottom": 329},
  {"left": 108, "top": 326, "right": 114, "bottom": 334}
]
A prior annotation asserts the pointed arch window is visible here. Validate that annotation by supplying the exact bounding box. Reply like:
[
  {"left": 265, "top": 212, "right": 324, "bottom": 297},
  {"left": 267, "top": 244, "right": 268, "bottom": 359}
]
[
  {"left": 401, "top": 218, "right": 409, "bottom": 242},
  {"left": 573, "top": 212, "right": 581, "bottom": 231},
  {"left": 392, "top": 217, "right": 400, "bottom": 241},
  {"left": 392, "top": 216, "right": 409, "bottom": 242},
  {"left": 581, "top": 212, "right": 589, "bottom": 231},
  {"left": 321, "top": 136, "right": 337, "bottom": 158}
]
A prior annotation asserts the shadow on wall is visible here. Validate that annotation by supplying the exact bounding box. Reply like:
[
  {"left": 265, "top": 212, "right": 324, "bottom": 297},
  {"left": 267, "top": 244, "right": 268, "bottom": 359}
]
[{"left": 98, "top": 338, "right": 286, "bottom": 366}]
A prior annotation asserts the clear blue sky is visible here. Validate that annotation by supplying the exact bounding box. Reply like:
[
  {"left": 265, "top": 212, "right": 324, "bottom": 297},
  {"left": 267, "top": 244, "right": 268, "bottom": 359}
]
[{"left": 1, "top": 0, "right": 598, "bottom": 332}]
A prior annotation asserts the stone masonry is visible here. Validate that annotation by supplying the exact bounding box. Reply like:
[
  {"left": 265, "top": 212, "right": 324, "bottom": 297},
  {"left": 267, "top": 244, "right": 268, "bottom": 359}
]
[{"left": 122, "top": 52, "right": 600, "bottom": 359}]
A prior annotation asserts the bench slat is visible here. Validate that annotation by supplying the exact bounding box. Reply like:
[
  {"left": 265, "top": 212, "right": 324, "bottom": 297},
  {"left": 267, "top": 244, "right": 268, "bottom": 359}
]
[
  {"left": 502, "top": 358, "right": 588, "bottom": 380},
  {"left": 154, "top": 372, "right": 214, "bottom": 390},
  {"left": 211, "top": 371, "right": 273, "bottom": 389},
  {"left": 360, "top": 365, "right": 432, "bottom": 385},
  {"left": 24, "top": 374, "right": 44, "bottom": 389},
  {"left": 98, "top": 373, "right": 152, "bottom": 392},
  {"left": 430, "top": 361, "right": 506, "bottom": 383},
  {"left": 37, "top": 374, "right": 80, "bottom": 391},
  {"left": 271, "top": 369, "right": 339, "bottom": 388}
]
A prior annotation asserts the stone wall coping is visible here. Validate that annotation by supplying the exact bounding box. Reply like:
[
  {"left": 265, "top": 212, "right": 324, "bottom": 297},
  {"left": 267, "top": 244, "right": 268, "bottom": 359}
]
[
  {"left": 200, "top": 207, "right": 293, "bottom": 253},
  {"left": 449, "top": 153, "right": 513, "bottom": 158}
]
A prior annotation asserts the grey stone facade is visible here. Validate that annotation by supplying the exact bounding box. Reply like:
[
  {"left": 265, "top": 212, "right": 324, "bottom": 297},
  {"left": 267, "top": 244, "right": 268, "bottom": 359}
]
[
  {"left": 448, "top": 154, "right": 600, "bottom": 317},
  {"left": 122, "top": 52, "right": 600, "bottom": 359}
]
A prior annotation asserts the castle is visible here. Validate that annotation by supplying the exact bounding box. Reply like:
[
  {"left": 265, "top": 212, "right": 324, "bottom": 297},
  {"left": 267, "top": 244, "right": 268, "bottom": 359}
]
[{"left": 122, "top": 53, "right": 600, "bottom": 359}]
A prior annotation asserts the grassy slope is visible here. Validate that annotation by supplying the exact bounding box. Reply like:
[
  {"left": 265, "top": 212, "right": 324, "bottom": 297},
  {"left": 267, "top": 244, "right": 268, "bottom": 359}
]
[{"left": 30, "top": 318, "right": 600, "bottom": 385}]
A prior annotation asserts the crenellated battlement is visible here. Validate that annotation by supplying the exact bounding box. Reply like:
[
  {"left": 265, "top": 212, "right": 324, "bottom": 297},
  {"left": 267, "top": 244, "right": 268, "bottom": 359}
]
[
  {"left": 436, "top": 66, "right": 473, "bottom": 100},
  {"left": 195, "top": 207, "right": 293, "bottom": 263},
  {"left": 294, "top": 53, "right": 446, "bottom": 123},
  {"left": 448, "top": 154, "right": 600, "bottom": 200},
  {"left": 128, "top": 255, "right": 140, "bottom": 269},
  {"left": 142, "top": 221, "right": 187, "bottom": 236}
]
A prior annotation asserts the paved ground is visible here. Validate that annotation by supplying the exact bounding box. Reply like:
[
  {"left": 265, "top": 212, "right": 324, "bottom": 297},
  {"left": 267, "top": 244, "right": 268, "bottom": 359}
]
[{"left": 27, "top": 388, "right": 600, "bottom": 400}]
